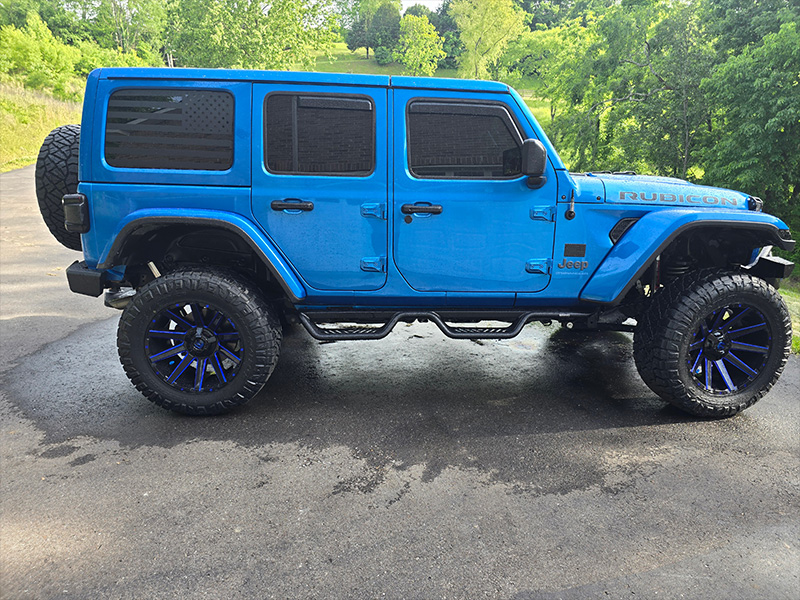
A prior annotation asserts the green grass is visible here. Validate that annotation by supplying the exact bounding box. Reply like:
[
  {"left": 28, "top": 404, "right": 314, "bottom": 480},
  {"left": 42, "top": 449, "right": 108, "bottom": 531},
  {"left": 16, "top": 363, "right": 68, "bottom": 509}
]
[
  {"left": 306, "top": 42, "right": 459, "bottom": 78},
  {"left": 779, "top": 282, "right": 800, "bottom": 354},
  {"left": 522, "top": 97, "right": 551, "bottom": 127},
  {"left": 0, "top": 84, "right": 82, "bottom": 172}
]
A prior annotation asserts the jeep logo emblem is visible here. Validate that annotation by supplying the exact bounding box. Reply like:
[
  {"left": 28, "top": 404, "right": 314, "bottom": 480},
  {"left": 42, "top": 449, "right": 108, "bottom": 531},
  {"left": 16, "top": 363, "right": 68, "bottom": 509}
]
[{"left": 558, "top": 259, "right": 589, "bottom": 270}]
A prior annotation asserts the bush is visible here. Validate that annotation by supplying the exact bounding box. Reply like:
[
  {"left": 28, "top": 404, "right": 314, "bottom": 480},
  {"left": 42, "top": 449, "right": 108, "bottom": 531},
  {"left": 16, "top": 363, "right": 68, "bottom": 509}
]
[
  {"left": 374, "top": 45, "right": 393, "bottom": 65},
  {"left": 74, "top": 39, "right": 154, "bottom": 77},
  {"left": 0, "top": 12, "right": 80, "bottom": 100}
]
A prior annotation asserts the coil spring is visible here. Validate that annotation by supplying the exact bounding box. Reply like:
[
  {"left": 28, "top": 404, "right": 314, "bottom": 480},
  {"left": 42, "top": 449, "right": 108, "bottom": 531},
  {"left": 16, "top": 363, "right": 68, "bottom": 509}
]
[{"left": 664, "top": 260, "right": 691, "bottom": 280}]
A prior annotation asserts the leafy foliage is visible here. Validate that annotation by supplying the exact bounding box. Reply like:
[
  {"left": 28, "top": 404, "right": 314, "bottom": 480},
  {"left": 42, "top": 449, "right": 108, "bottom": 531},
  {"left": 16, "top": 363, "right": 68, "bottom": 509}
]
[
  {"left": 373, "top": 44, "right": 392, "bottom": 65},
  {"left": 170, "top": 0, "right": 337, "bottom": 70},
  {"left": 429, "top": 0, "right": 463, "bottom": 69},
  {"left": 450, "top": 0, "right": 526, "bottom": 79},
  {"left": 344, "top": 0, "right": 400, "bottom": 59},
  {"left": 701, "top": 21, "right": 800, "bottom": 261},
  {"left": 394, "top": 14, "right": 445, "bottom": 76}
]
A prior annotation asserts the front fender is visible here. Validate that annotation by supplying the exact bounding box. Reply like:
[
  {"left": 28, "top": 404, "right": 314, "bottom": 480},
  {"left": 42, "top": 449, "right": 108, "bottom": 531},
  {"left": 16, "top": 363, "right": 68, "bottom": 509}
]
[
  {"left": 580, "top": 209, "right": 792, "bottom": 305},
  {"left": 98, "top": 208, "right": 307, "bottom": 302}
]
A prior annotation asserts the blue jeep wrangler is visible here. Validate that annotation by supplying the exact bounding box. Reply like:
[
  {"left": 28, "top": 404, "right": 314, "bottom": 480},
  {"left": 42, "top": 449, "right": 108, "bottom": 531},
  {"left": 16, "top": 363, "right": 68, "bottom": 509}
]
[{"left": 36, "top": 68, "right": 795, "bottom": 417}]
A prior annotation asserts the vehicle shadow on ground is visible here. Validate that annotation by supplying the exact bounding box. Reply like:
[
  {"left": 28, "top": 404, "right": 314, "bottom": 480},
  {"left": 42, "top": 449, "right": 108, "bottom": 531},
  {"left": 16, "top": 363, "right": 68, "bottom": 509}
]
[{"left": 6, "top": 318, "right": 706, "bottom": 491}]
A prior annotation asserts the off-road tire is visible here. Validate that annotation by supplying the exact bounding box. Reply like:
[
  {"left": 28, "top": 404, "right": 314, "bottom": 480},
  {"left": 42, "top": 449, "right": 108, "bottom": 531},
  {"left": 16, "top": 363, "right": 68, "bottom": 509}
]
[
  {"left": 633, "top": 269, "right": 791, "bottom": 417},
  {"left": 35, "top": 124, "right": 82, "bottom": 251},
  {"left": 117, "top": 268, "right": 282, "bottom": 415}
]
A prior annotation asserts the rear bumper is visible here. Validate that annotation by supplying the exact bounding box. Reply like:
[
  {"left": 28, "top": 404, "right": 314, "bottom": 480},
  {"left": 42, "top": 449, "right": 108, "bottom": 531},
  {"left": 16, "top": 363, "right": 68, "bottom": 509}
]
[{"left": 66, "top": 261, "right": 106, "bottom": 297}]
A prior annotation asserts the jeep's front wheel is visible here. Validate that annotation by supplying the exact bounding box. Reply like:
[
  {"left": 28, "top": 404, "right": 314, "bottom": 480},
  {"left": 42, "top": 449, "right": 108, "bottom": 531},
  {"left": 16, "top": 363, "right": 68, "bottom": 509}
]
[
  {"left": 633, "top": 270, "right": 791, "bottom": 417},
  {"left": 117, "top": 269, "right": 282, "bottom": 415}
]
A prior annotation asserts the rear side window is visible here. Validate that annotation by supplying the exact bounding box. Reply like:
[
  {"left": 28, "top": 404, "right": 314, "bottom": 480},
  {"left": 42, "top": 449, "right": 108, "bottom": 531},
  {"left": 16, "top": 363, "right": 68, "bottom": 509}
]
[
  {"left": 105, "top": 89, "right": 234, "bottom": 171},
  {"left": 407, "top": 101, "right": 522, "bottom": 179},
  {"left": 265, "top": 94, "right": 375, "bottom": 176}
]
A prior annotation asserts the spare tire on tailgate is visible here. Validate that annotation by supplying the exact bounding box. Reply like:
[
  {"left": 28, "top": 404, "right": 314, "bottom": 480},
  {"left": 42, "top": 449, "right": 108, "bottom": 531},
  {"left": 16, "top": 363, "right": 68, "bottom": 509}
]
[{"left": 35, "top": 124, "right": 82, "bottom": 251}]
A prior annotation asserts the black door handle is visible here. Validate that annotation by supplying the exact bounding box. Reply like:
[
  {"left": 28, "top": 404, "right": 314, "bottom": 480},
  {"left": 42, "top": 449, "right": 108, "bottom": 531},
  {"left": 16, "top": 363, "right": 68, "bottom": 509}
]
[
  {"left": 271, "top": 199, "right": 314, "bottom": 212},
  {"left": 401, "top": 204, "right": 443, "bottom": 215}
]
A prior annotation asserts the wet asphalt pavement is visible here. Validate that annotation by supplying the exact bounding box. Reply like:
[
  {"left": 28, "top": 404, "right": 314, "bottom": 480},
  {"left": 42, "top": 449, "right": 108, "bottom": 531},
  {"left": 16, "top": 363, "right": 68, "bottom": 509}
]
[{"left": 1, "top": 166, "right": 799, "bottom": 599}]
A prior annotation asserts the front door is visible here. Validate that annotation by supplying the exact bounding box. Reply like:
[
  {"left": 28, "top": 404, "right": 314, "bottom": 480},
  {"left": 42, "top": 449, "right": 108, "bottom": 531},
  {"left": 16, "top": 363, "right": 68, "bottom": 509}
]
[
  {"left": 252, "top": 84, "right": 388, "bottom": 291},
  {"left": 392, "top": 89, "right": 557, "bottom": 293}
]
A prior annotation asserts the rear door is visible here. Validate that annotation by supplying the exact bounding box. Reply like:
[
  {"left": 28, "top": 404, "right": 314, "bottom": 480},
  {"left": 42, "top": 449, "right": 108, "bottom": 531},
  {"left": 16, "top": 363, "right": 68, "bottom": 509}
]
[{"left": 252, "top": 84, "right": 388, "bottom": 291}]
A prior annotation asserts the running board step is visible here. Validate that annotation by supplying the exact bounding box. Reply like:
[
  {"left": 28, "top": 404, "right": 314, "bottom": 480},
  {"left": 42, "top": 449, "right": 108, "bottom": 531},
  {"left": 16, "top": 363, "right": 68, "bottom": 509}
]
[{"left": 298, "top": 311, "right": 593, "bottom": 341}]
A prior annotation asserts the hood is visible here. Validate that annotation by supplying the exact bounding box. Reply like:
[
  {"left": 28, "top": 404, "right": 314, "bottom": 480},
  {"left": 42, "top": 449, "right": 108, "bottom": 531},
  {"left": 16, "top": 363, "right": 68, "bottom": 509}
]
[{"left": 576, "top": 173, "right": 751, "bottom": 210}]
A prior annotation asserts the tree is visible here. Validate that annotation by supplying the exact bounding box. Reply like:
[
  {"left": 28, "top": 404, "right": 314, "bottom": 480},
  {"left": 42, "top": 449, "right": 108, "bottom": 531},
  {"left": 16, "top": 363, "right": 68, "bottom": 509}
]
[
  {"left": 344, "top": 0, "right": 399, "bottom": 59},
  {"left": 702, "top": 0, "right": 798, "bottom": 58},
  {"left": 513, "top": 0, "right": 573, "bottom": 30},
  {"left": 0, "top": 0, "right": 94, "bottom": 44},
  {"left": 701, "top": 21, "right": 800, "bottom": 260},
  {"left": 171, "top": 0, "right": 337, "bottom": 70},
  {"left": 394, "top": 13, "right": 445, "bottom": 76},
  {"left": 432, "top": 0, "right": 462, "bottom": 69},
  {"left": 450, "top": 0, "right": 526, "bottom": 79},
  {"left": 404, "top": 4, "right": 433, "bottom": 19},
  {"left": 345, "top": 15, "right": 370, "bottom": 56},
  {"left": 95, "top": 0, "right": 166, "bottom": 54},
  {"left": 600, "top": 2, "right": 716, "bottom": 179},
  {"left": 0, "top": 11, "right": 81, "bottom": 98},
  {"left": 369, "top": 1, "right": 400, "bottom": 55}
]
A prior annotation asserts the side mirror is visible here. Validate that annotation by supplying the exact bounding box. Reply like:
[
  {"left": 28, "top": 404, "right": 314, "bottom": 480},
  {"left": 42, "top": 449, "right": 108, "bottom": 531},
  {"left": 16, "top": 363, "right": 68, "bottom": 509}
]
[{"left": 521, "top": 138, "right": 547, "bottom": 189}]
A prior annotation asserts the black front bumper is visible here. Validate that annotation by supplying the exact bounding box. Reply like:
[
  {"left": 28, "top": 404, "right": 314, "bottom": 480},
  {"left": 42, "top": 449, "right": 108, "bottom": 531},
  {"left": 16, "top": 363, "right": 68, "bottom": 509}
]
[
  {"left": 748, "top": 255, "right": 795, "bottom": 280},
  {"left": 66, "top": 261, "right": 106, "bottom": 297}
]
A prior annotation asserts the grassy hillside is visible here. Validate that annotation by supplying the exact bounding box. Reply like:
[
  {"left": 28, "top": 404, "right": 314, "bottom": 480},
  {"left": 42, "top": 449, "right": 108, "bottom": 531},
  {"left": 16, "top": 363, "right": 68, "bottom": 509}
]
[
  {"left": 780, "top": 282, "right": 800, "bottom": 354},
  {"left": 0, "top": 84, "right": 82, "bottom": 173}
]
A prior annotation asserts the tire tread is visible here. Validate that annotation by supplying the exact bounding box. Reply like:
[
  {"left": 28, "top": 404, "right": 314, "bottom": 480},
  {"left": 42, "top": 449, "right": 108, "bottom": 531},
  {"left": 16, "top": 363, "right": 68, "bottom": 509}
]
[
  {"left": 117, "top": 268, "right": 282, "bottom": 415},
  {"left": 35, "top": 124, "right": 82, "bottom": 251},
  {"left": 634, "top": 269, "right": 791, "bottom": 417}
]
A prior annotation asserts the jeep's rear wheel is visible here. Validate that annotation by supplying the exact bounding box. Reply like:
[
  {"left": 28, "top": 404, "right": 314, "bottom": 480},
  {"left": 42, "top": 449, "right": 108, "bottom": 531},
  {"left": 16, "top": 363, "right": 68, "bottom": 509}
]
[
  {"left": 633, "top": 270, "right": 791, "bottom": 417},
  {"left": 117, "top": 269, "right": 282, "bottom": 415},
  {"left": 35, "top": 124, "right": 82, "bottom": 251}
]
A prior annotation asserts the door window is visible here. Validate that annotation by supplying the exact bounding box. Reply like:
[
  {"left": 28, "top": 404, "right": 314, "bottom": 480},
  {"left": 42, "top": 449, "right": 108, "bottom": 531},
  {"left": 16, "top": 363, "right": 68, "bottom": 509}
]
[
  {"left": 265, "top": 94, "right": 375, "bottom": 176},
  {"left": 407, "top": 101, "right": 522, "bottom": 179}
]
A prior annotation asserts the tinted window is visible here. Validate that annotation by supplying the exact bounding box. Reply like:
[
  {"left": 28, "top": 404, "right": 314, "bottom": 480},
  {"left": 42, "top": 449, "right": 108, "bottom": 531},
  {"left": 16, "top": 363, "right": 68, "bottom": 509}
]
[
  {"left": 105, "top": 89, "right": 234, "bottom": 171},
  {"left": 407, "top": 101, "right": 522, "bottom": 179},
  {"left": 265, "top": 94, "right": 374, "bottom": 175}
]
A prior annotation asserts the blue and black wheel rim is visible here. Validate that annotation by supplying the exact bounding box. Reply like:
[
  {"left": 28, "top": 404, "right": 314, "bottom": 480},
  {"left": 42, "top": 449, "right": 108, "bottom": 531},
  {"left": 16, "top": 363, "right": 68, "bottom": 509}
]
[
  {"left": 687, "top": 303, "right": 772, "bottom": 395},
  {"left": 145, "top": 302, "right": 243, "bottom": 393}
]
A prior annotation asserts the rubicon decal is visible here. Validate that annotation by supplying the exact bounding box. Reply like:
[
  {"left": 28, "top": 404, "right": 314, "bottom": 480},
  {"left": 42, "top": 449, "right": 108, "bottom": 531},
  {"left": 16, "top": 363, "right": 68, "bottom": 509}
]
[{"left": 619, "top": 191, "right": 738, "bottom": 206}]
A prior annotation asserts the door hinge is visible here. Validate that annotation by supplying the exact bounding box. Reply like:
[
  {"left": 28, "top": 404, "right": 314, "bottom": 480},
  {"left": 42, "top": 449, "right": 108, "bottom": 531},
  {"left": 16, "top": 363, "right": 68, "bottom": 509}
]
[
  {"left": 525, "top": 258, "right": 552, "bottom": 275},
  {"left": 360, "top": 203, "right": 386, "bottom": 220},
  {"left": 530, "top": 206, "right": 555, "bottom": 222},
  {"left": 360, "top": 256, "right": 386, "bottom": 273}
]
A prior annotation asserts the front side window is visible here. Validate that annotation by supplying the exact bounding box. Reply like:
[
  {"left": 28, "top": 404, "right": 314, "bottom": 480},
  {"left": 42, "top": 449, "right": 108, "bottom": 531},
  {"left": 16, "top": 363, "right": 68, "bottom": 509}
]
[
  {"left": 105, "top": 88, "right": 234, "bottom": 171},
  {"left": 265, "top": 94, "right": 375, "bottom": 176},
  {"left": 407, "top": 101, "right": 522, "bottom": 179}
]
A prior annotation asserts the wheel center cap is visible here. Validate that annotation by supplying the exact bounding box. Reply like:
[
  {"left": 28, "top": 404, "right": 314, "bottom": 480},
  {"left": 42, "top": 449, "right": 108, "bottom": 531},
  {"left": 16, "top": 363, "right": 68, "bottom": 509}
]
[
  {"left": 704, "top": 330, "right": 730, "bottom": 361},
  {"left": 186, "top": 327, "right": 217, "bottom": 357}
]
